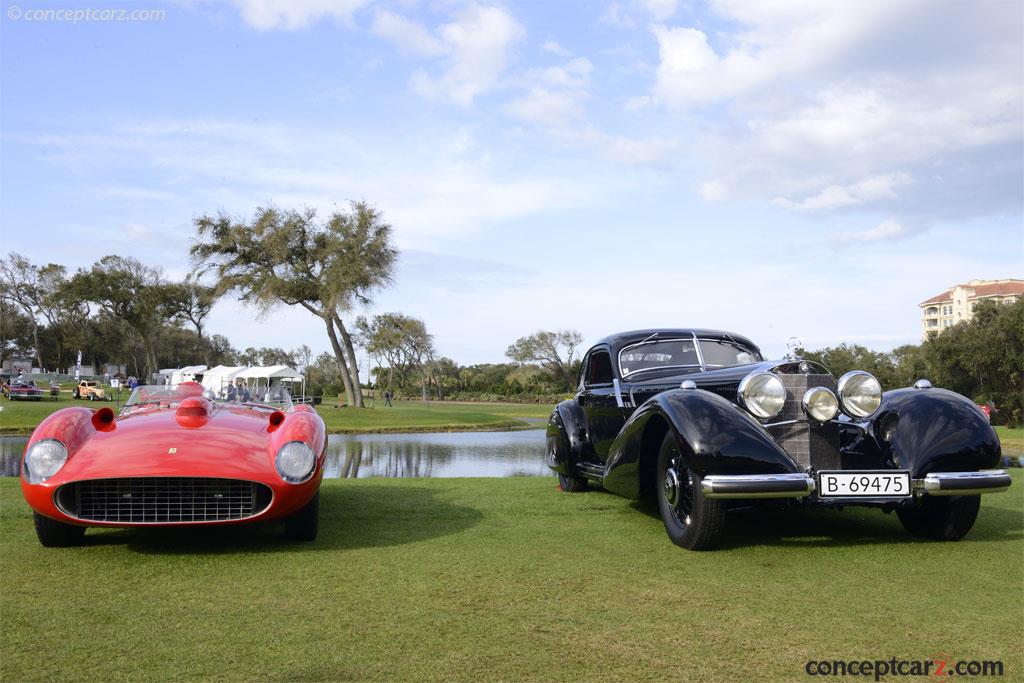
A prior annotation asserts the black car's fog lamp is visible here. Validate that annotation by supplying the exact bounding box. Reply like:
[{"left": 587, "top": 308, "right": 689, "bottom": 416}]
[{"left": 801, "top": 387, "right": 839, "bottom": 422}]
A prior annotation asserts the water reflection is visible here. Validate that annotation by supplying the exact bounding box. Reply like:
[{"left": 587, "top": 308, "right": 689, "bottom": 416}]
[
  {"left": 324, "top": 430, "right": 548, "bottom": 478},
  {"left": 1, "top": 430, "right": 550, "bottom": 479},
  {"left": 1, "top": 437, "right": 25, "bottom": 477}
]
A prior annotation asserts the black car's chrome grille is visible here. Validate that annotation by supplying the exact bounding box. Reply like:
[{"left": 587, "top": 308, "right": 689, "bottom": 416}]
[
  {"left": 769, "top": 373, "right": 841, "bottom": 471},
  {"left": 56, "top": 477, "right": 273, "bottom": 523}
]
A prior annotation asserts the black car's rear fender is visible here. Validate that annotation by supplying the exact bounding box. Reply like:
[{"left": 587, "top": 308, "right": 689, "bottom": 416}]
[
  {"left": 863, "top": 387, "right": 1001, "bottom": 477},
  {"left": 603, "top": 389, "right": 800, "bottom": 499},
  {"left": 546, "top": 399, "right": 590, "bottom": 475}
]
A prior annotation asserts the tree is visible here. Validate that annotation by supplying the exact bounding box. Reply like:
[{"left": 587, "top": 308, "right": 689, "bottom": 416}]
[
  {"left": 506, "top": 329, "right": 584, "bottom": 390},
  {"left": 68, "top": 255, "right": 170, "bottom": 377},
  {"left": 0, "top": 252, "right": 46, "bottom": 370},
  {"left": 164, "top": 277, "right": 218, "bottom": 339},
  {"left": 922, "top": 299, "right": 1023, "bottom": 425},
  {"left": 356, "top": 313, "right": 433, "bottom": 394},
  {"left": 191, "top": 202, "right": 397, "bottom": 408},
  {"left": 0, "top": 299, "right": 35, "bottom": 368}
]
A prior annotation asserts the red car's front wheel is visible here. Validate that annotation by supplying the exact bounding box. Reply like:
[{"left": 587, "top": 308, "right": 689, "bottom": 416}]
[
  {"left": 284, "top": 492, "right": 320, "bottom": 542},
  {"left": 33, "top": 513, "right": 85, "bottom": 547}
]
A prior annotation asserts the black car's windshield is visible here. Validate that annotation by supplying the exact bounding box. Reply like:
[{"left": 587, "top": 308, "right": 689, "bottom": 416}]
[
  {"left": 699, "top": 339, "right": 761, "bottom": 368},
  {"left": 619, "top": 338, "right": 760, "bottom": 377},
  {"left": 620, "top": 339, "right": 700, "bottom": 376}
]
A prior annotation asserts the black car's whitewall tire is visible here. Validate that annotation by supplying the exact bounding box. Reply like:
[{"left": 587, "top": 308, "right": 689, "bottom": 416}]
[
  {"left": 33, "top": 513, "right": 86, "bottom": 547},
  {"left": 656, "top": 432, "right": 725, "bottom": 550},
  {"left": 896, "top": 494, "right": 980, "bottom": 541}
]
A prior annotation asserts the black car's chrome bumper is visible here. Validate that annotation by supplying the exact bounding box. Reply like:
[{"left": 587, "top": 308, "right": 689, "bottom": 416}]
[
  {"left": 917, "top": 470, "right": 1012, "bottom": 496},
  {"left": 700, "top": 470, "right": 1011, "bottom": 500},
  {"left": 701, "top": 473, "right": 815, "bottom": 499}
]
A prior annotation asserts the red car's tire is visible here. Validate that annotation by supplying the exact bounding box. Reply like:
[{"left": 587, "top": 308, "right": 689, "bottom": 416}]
[
  {"left": 284, "top": 492, "right": 319, "bottom": 542},
  {"left": 33, "top": 513, "right": 86, "bottom": 547},
  {"left": 897, "top": 495, "right": 981, "bottom": 541}
]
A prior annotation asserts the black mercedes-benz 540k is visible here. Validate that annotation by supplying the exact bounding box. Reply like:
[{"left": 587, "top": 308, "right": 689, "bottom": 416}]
[{"left": 547, "top": 329, "right": 1011, "bottom": 550}]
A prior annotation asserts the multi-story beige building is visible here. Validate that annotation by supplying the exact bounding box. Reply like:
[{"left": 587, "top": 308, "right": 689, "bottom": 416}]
[{"left": 919, "top": 278, "right": 1024, "bottom": 338}]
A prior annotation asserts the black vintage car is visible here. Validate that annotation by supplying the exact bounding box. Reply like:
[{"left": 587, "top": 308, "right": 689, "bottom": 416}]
[{"left": 547, "top": 329, "right": 1011, "bottom": 550}]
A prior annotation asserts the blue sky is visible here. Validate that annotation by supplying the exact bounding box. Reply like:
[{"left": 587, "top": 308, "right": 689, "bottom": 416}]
[{"left": 2, "top": 0, "right": 1022, "bottom": 369}]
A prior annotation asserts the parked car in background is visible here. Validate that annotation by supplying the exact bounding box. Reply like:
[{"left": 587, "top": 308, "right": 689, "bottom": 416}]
[
  {"left": 548, "top": 329, "right": 1010, "bottom": 550},
  {"left": 7, "top": 381, "right": 44, "bottom": 401},
  {"left": 73, "top": 380, "right": 109, "bottom": 401},
  {"left": 21, "top": 381, "right": 327, "bottom": 546}
]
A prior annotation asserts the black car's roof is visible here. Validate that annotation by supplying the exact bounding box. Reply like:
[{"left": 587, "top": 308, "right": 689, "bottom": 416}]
[{"left": 594, "top": 329, "right": 761, "bottom": 355}]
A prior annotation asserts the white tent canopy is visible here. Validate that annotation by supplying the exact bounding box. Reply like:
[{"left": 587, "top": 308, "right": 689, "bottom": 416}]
[
  {"left": 170, "top": 365, "right": 207, "bottom": 386},
  {"left": 200, "top": 365, "right": 246, "bottom": 392},
  {"left": 236, "top": 365, "right": 303, "bottom": 381},
  {"left": 170, "top": 364, "right": 306, "bottom": 399}
]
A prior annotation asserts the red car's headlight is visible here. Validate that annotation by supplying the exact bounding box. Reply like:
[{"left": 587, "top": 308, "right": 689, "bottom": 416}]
[
  {"left": 24, "top": 439, "right": 68, "bottom": 483},
  {"left": 275, "top": 441, "right": 316, "bottom": 484}
]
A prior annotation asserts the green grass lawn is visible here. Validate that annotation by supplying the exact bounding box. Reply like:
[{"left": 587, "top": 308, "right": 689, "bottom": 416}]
[
  {"left": 1, "top": 473, "right": 1021, "bottom": 681},
  {"left": 0, "top": 398, "right": 553, "bottom": 435},
  {"left": 995, "top": 426, "right": 1023, "bottom": 455}
]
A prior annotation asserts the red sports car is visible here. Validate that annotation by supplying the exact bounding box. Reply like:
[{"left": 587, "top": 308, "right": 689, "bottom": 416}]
[{"left": 21, "top": 382, "right": 326, "bottom": 546}]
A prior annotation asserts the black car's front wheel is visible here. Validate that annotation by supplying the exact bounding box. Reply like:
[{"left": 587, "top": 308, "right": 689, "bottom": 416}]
[
  {"left": 656, "top": 432, "right": 725, "bottom": 550},
  {"left": 896, "top": 494, "right": 980, "bottom": 541},
  {"left": 33, "top": 513, "right": 86, "bottom": 547},
  {"left": 557, "top": 472, "right": 588, "bottom": 492},
  {"left": 284, "top": 492, "right": 320, "bottom": 542}
]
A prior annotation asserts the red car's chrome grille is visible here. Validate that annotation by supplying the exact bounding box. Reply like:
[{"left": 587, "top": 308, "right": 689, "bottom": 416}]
[{"left": 56, "top": 478, "right": 273, "bottom": 523}]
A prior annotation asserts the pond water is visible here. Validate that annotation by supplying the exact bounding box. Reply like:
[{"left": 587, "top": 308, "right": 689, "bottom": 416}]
[{"left": 0, "top": 429, "right": 551, "bottom": 479}]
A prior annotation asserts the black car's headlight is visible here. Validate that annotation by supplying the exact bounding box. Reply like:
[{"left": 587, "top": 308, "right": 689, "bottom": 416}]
[
  {"left": 275, "top": 441, "right": 316, "bottom": 484},
  {"left": 738, "top": 372, "right": 786, "bottom": 419},
  {"left": 24, "top": 439, "right": 68, "bottom": 484},
  {"left": 837, "top": 371, "right": 882, "bottom": 418},
  {"left": 802, "top": 386, "right": 839, "bottom": 422}
]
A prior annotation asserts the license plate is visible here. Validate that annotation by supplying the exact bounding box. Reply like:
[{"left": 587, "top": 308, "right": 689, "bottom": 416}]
[{"left": 818, "top": 471, "right": 911, "bottom": 498}]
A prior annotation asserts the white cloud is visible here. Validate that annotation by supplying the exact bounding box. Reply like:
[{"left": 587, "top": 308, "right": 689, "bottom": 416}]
[
  {"left": 232, "top": 0, "right": 368, "bottom": 30},
  {"left": 773, "top": 173, "right": 911, "bottom": 212},
  {"left": 370, "top": 10, "right": 446, "bottom": 58},
  {"left": 599, "top": 3, "right": 635, "bottom": 29},
  {"left": 409, "top": 4, "right": 525, "bottom": 106},
  {"left": 831, "top": 218, "right": 910, "bottom": 244},
  {"left": 645, "top": 1, "right": 1023, "bottom": 231},
  {"left": 540, "top": 40, "right": 570, "bottom": 57},
  {"left": 637, "top": 0, "right": 678, "bottom": 22},
  {"left": 505, "top": 58, "right": 593, "bottom": 125}
]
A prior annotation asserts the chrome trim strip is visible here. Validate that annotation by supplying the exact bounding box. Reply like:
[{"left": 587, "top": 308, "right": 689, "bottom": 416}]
[
  {"left": 612, "top": 378, "right": 625, "bottom": 408},
  {"left": 918, "top": 470, "right": 1012, "bottom": 496},
  {"left": 702, "top": 473, "right": 815, "bottom": 499},
  {"left": 691, "top": 331, "right": 706, "bottom": 371}
]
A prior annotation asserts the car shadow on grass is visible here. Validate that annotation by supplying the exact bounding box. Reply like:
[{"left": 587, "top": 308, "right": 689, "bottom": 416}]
[
  {"left": 629, "top": 494, "right": 1023, "bottom": 549},
  {"left": 81, "top": 484, "right": 483, "bottom": 555}
]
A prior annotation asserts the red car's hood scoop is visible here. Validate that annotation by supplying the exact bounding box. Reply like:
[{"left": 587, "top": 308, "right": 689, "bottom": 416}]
[{"left": 59, "top": 404, "right": 280, "bottom": 482}]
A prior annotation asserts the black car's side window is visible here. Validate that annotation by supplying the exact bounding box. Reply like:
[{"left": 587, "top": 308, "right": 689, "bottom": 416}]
[{"left": 586, "top": 350, "right": 614, "bottom": 386}]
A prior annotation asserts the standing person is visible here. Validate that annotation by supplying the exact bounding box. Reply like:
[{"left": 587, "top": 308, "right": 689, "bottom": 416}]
[{"left": 384, "top": 390, "right": 392, "bottom": 407}]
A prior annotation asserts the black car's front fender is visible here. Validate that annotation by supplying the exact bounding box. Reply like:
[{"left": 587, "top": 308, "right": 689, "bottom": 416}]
[
  {"left": 859, "top": 387, "right": 1002, "bottom": 477},
  {"left": 603, "top": 389, "right": 800, "bottom": 499}
]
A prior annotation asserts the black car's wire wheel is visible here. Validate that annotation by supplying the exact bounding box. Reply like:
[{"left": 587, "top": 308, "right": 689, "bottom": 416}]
[{"left": 656, "top": 432, "right": 725, "bottom": 550}]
